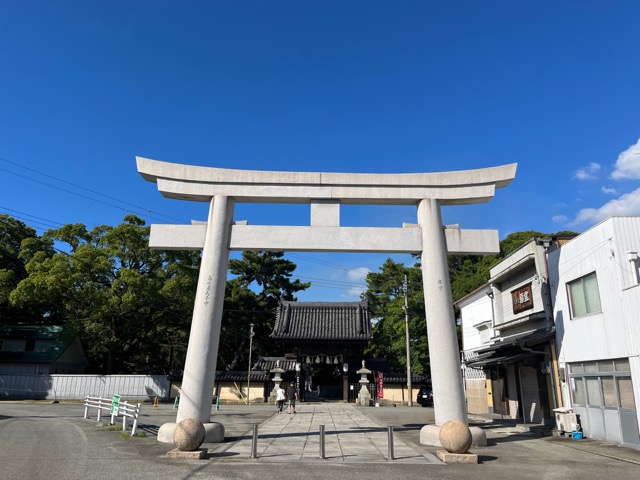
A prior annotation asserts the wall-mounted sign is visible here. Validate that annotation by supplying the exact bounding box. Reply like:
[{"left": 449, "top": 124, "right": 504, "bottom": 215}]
[{"left": 511, "top": 283, "right": 534, "bottom": 314}]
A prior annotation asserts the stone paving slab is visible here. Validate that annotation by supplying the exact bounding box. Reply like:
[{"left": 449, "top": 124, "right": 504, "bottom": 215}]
[{"left": 209, "top": 403, "right": 444, "bottom": 464}]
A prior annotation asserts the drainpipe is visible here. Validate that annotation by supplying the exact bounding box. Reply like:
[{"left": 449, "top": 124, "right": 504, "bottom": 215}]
[{"left": 537, "top": 238, "right": 560, "bottom": 411}]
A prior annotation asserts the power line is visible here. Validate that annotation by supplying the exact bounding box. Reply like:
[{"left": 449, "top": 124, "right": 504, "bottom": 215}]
[
  {"left": 0, "top": 205, "right": 65, "bottom": 228},
  {"left": 286, "top": 253, "right": 354, "bottom": 271},
  {"left": 0, "top": 157, "right": 188, "bottom": 225},
  {"left": 295, "top": 274, "right": 367, "bottom": 288}
]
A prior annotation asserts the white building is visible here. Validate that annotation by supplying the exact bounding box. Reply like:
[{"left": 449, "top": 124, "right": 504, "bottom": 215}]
[
  {"left": 459, "top": 238, "right": 561, "bottom": 425},
  {"left": 549, "top": 217, "right": 640, "bottom": 447}
]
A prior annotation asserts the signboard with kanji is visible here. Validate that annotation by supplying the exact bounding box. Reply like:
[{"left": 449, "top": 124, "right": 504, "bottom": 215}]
[
  {"left": 377, "top": 373, "right": 384, "bottom": 399},
  {"left": 511, "top": 283, "right": 534, "bottom": 314}
]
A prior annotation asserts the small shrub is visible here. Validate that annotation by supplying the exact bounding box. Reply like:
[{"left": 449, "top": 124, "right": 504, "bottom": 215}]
[{"left": 119, "top": 431, "right": 146, "bottom": 439}]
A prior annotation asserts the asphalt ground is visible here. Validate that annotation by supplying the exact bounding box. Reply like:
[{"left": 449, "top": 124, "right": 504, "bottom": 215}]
[{"left": 1, "top": 400, "right": 639, "bottom": 480}]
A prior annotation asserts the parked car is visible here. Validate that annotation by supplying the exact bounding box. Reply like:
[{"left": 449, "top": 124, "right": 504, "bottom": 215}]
[{"left": 416, "top": 386, "right": 433, "bottom": 407}]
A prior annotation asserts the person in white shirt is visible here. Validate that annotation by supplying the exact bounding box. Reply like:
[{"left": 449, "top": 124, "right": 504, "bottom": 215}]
[{"left": 276, "top": 385, "right": 286, "bottom": 413}]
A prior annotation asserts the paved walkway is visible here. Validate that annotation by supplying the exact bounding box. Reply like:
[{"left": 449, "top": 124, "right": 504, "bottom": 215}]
[{"left": 209, "top": 403, "right": 443, "bottom": 464}]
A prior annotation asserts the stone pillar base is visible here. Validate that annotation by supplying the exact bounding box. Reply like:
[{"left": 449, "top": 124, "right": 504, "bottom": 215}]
[
  {"left": 436, "top": 450, "right": 478, "bottom": 464},
  {"left": 158, "top": 422, "right": 225, "bottom": 444},
  {"left": 166, "top": 448, "right": 207, "bottom": 459},
  {"left": 420, "top": 425, "right": 487, "bottom": 447}
]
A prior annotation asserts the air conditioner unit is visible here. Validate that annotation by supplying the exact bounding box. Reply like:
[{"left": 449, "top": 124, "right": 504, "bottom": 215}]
[{"left": 553, "top": 408, "right": 578, "bottom": 433}]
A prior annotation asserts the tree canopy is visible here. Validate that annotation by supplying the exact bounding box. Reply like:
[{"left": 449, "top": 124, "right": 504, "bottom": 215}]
[
  {"left": 3, "top": 210, "right": 575, "bottom": 378},
  {"left": 222, "top": 251, "right": 310, "bottom": 370},
  {"left": 3, "top": 216, "right": 310, "bottom": 375},
  {"left": 9, "top": 215, "right": 201, "bottom": 374},
  {"left": 364, "top": 258, "right": 428, "bottom": 374}
]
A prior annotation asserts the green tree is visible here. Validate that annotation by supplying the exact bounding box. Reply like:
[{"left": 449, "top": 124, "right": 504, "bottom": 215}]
[
  {"left": 11, "top": 215, "right": 200, "bottom": 374},
  {"left": 364, "top": 258, "right": 428, "bottom": 374},
  {"left": 221, "top": 251, "right": 310, "bottom": 370},
  {"left": 0, "top": 214, "right": 55, "bottom": 324}
]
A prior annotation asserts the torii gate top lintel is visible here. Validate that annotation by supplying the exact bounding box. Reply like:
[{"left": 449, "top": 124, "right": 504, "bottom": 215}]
[
  {"left": 137, "top": 156, "right": 517, "bottom": 205},
  {"left": 141, "top": 154, "right": 517, "bottom": 436}
]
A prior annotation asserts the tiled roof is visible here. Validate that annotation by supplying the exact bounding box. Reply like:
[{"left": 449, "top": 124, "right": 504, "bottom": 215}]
[
  {"left": 381, "top": 372, "right": 430, "bottom": 384},
  {"left": 215, "top": 370, "right": 270, "bottom": 382},
  {"left": 271, "top": 301, "right": 372, "bottom": 342},
  {"left": 252, "top": 356, "right": 297, "bottom": 372}
]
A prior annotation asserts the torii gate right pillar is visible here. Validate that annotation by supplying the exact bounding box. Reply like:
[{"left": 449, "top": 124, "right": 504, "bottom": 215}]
[
  {"left": 418, "top": 198, "right": 467, "bottom": 423},
  {"left": 418, "top": 198, "right": 485, "bottom": 446}
]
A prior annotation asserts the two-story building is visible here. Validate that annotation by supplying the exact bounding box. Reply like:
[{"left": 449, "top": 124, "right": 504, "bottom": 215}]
[
  {"left": 460, "top": 237, "right": 567, "bottom": 425},
  {"left": 550, "top": 217, "right": 640, "bottom": 447}
]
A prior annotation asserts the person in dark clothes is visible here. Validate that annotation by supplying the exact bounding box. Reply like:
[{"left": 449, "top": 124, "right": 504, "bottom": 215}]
[{"left": 286, "top": 382, "right": 297, "bottom": 414}]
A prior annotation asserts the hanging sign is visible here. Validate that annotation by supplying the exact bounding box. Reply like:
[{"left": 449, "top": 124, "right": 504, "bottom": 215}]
[
  {"left": 377, "top": 373, "right": 384, "bottom": 399},
  {"left": 511, "top": 283, "right": 534, "bottom": 314}
]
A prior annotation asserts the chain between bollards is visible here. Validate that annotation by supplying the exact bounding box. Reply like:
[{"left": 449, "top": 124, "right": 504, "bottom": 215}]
[
  {"left": 387, "top": 426, "right": 395, "bottom": 460},
  {"left": 251, "top": 424, "right": 258, "bottom": 459},
  {"left": 319, "top": 424, "right": 326, "bottom": 459}
]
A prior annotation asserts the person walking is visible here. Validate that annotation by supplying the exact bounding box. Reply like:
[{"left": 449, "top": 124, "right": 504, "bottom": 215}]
[
  {"left": 286, "top": 382, "right": 297, "bottom": 414},
  {"left": 276, "top": 384, "right": 286, "bottom": 413}
]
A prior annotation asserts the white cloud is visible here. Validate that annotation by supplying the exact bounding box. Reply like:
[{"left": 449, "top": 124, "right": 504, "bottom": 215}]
[
  {"left": 610, "top": 138, "right": 640, "bottom": 180},
  {"left": 569, "top": 188, "right": 640, "bottom": 227},
  {"left": 601, "top": 186, "right": 618, "bottom": 195},
  {"left": 346, "top": 267, "right": 370, "bottom": 282},
  {"left": 342, "top": 286, "right": 366, "bottom": 300},
  {"left": 340, "top": 267, "right": 370, "bottom": 300},
  {"left": 573, "top": 162, "right": 601, "bottom": 180},
  {"left": 552, "top": 214, "right": 568, "bottom": 223}
]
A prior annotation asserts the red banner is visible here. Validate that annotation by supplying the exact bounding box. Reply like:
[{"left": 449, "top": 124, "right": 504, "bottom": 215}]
[{"left": 377, "top": 372, "right": 384, "bottom": 398}]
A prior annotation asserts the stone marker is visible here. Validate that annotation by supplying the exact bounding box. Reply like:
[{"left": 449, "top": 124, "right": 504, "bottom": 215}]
[
  {"left": 174, "top": 418, "right": 206, "bottom": 451},
  {"left": 436, "top": 420, "right": 478, "bottom": 464},
  {"left": 439, "top": 419, "right": 472, "bottom": 453},
  {"left": 167, "top": 418, "right": 207, "bottom": 459}
]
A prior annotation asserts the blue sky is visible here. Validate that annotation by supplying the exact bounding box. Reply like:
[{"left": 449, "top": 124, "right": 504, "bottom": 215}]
[{"left": 2, "top": 1, "right": 640, "bottom": 301}]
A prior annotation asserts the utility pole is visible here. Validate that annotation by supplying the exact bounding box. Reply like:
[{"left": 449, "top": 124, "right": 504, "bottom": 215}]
[
  {"left": 247, "top": 323, "right": 254, "bottom": 405},
  {"left": 403, "top": 275, "right": 413, "bottom": 407}
]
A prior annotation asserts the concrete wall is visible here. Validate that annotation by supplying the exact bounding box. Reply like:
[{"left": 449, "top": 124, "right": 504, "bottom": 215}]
[
  {"left": 0, "top": 374, "right": 170, "bottom": 400},
  {"left": 214, "top": 382, "right": 266, "bottom": 404}
]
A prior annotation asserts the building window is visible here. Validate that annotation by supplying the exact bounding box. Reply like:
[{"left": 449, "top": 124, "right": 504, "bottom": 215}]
[
  {"left": 568, "top": 359, "right": 635, "bottom": 410},
  {"left": 567, "top": 272, "right": 602, "bottom": 318},
  {"left": 2, "top": 339, "right": 26, "bottom": 351}
]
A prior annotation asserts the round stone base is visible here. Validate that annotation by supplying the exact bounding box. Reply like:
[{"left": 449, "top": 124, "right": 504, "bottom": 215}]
[
  {"left": 158, "top": 422, "right": 225, "bottom": 444},
  {"left": 420, "top": 424, "right": 487, "bottom": 447}
]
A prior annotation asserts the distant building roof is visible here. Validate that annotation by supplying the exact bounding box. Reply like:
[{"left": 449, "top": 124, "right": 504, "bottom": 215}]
[
  {"left": 215, "top": 370, "right": 269, "bottom": 382},
  {"left": 271, "top": 300, "right": 372, "bottom": 343},
  {"left": 0, "top": 324, "right": 78, "bottom": 364},
  {"left": 252, "top": 356, "right": 297, "bottom": 372}
]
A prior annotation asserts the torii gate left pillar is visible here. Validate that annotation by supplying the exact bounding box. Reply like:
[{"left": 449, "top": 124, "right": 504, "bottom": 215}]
[
  {"left": 177, "top": 195, "right": 233, "bottom": 433},
  {"left": 137, "top": 157, "right": 516, "bottom": 445}
]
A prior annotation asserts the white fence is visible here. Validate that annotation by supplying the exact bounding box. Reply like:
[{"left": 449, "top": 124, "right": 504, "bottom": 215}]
[
  {"left": 83, "top": 395, "right": 142, "bottom": 436},
  {"left": 0, "top": 374, "right": 171, "bottom": 400}
]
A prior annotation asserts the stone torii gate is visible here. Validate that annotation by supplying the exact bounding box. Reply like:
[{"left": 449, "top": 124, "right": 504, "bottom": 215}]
[{"left": 137, "top": 157, "right": 517, "bottom": 444}]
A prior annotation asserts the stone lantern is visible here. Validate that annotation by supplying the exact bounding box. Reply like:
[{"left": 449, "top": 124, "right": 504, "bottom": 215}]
[
  {"left": 268, "top": 360, "right": 286, "bottom": 404},
  {"left": 356, "top": 360, "right": 372, "bottom": 407}
]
